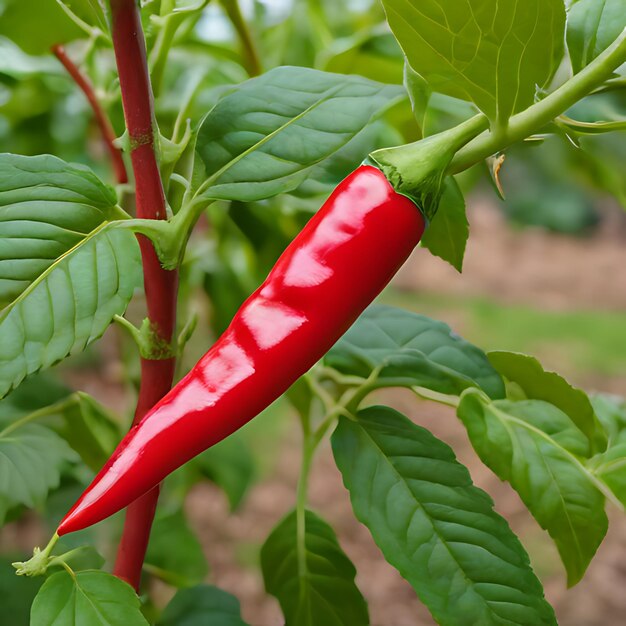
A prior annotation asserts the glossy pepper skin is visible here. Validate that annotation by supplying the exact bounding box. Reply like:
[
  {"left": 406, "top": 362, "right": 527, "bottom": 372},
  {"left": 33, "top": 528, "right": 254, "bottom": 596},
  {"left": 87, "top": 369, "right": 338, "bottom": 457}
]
[{"left": 58, "top": 165, "right": 426, "bottom": 535}]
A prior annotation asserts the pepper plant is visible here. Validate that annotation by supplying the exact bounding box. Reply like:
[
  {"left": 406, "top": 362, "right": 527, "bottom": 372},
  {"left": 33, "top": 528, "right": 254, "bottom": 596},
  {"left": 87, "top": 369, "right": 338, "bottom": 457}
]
[{"left": 2, "top": 0, "right": 626, "bottom": 624}]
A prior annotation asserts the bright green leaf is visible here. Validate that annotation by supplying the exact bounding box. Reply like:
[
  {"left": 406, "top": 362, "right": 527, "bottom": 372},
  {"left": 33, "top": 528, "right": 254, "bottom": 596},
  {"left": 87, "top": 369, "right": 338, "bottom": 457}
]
[
  {"left": 588, "top": 393, "right": 626, "bottom": 507},
  {"left": 261, "top": 508, "right": 369, "bottom": 626},
  {"left": 157, "top": 585, "right": 249, "bottom": 626},
  {"left": 145, "top": 509, "right": 208, "bottom": 587},
  {"left": 457, "top": 389, "right": 608, "bottom": 585},
  {"left": 382, "top": 0, "right": 566, "bottom": 125},
  {"left": 403, "top": 62, "right": 430, "bottom": 132},
  {"left": 567, "top": 0, "right": 626, "bottom": 73},
  {"left": 194, "top": 66, "right": 404, "bottom": 202},
  {"left": 324, "top": 305, "right": 505, "bottom": 398},
  {"left": 488, "top": 350, "right": 605, "bottom": 450},
  {"left": 591, "top": 393, "right": 626, "bottom": 442},
  {"left": 0, "top": 419, "right": 77, "bottom": 525},
  {"left": 420, "top": 176, "right": 468, "bottom": 271},
  {"left": 30, "top": 570, "right": 148, "bottom": 626},
  {"left": 0, "top": 0, "right": 102, "bottom": 55},
  {"left": 332, "top": 406, "right": 556, "bottom": 625},
  {"left": 0, "top": 154, "right": 141, "bottom": 398}
]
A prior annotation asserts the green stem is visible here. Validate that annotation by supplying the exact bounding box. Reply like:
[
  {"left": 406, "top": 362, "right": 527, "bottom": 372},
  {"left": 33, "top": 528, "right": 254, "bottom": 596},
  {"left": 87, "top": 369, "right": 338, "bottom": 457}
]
[
  {"left": 296, "top": 411, "right": 314, "bottom": 586},
  {"left": 0, "top": 397, "right": 77, "bottom": 438},
  {"left": 412, "top": 386, "right": 460, "bottom": 408},
  {"left": 450, "top": 28, "right": 626, "bottom": 173},
  {"left": 220, "top": 0, "right": 261, "bottom": 76}
]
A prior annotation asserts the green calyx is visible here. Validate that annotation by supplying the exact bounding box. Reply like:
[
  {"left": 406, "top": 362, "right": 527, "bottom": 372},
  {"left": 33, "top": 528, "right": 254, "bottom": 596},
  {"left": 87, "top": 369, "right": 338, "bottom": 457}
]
[
  {"left": 114, "top": 316, "right": 175, "bottom": 360},
  {"left": 13, "top": 534, "right": 59, "bottom": 577},
  {"left": 368, "top": 114, "right": 488, "bottom": 222}
]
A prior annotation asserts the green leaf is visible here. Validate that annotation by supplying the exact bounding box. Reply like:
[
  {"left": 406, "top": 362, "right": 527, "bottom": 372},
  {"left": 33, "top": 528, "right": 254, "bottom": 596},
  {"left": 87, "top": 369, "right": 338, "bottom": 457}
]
[
  {"left": 591, "top": 393, "right": 626, "bottom": 443},
  {"left": 261, "top": 509, "right": 369, "bottom": 626},
  {"left": 0, "top": 0, "right": 100, "bottom": 56},
  {"left": 0, "top": 154, "right": 141, "bottom": 398},
  {"left": 193, "top": 434, "right": 255, "bottom": 511},
  {"left": 194, "top": 66, "right": 404, "bottom": 202},
  {"left": 403, "top": 62, "right": 430, "bottom": 132},
  {"left": 157, "top": 585, "right": 249, "bottom": 626},
  {"left": 420, "top": 176, "right": 468, "bottom": 271},
  {"left": 0, "top": 153, "right": 120, "bottom": 303},
  {"left": 46, "top": 393, "right": 122, "bottom": 472},
  {"left": 50, "top": 544, "right": 105, "bottom": 571},
  {"left": 0, "top": 37, "right": 62, "bottom": 79},
  {"left": 381, "top": 0, "right": 566, "bottom": 125},
  {"left": 567, "top": 0, "right": 626, "bottom": 73},
  {"left": 488, "top": 350, "right": 605, "bottom": 450},
  {"left": 324, "top": 305, "right": 504, "bottom": 398},
  {"left": 588, "top": 394, "right": 626, "bottom": 507},
  {"left": 293, "top": 122, "right": 390, "bottom": 198},
  {"left": 457, "top": 388, "right": 609, "bottom": 586},
  {"left": 324, "top": 32, "right": 404, "bottom": 84},
  {"left": 145, "top": 509, "right": 208, "bottom": 587},
  {"left": 30, "top": 570, "right": 148, "bottom": 626},
  {"left": 0, "top": 373, "right": 70, "bottom": 420},
  {"left": 0, "top": 420, "right": 77, "bottom": 524},
  {"left": 332, "top": 406, "right": 555, "bottom": 626}
]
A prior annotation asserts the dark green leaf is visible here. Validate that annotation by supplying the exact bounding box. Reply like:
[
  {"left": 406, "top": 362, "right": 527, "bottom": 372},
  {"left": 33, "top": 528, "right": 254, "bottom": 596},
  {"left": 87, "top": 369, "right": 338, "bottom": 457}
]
[
  {"left": 488, "top": 351, "right": 605, "bottom": 450},
  {"left": 457, "top": 389, "right": 609, "bottom": 585},
  {"left": 194, "top": 66, "right": 404, "bottom": 202},
  {"left": 157, "top": 585, "right": 248, "bottom": 626},
  {"left": 0, "top": 374, "right": 70, "bottom": 421},
  {"left": 332, "top": 406, "right": 555, "bottom": 625},
  {"left": 325, "top": 305, "right": 504, "bottom": 398},
  {"left": 30, "top": 570, "right": 148, "bottom": 626},
  {"left": 145, "top": 509, "right": 208, "bottom": 587},
  {"left": 293, "top": 122, "right": 389, "bottom": 198},
  {"left": 194, "top": 434, "right": 255, "bottom": 511},
  {"left": 0, "top": 154, "right": 141, "bottom": 398},
  {"left": 567, "top": 0, "right": 626, "bottom": 72},
  {"left": 382, "top": 0, "right": 566, "bottom": 125},
  {"left": 420, "top": 176, "right": 468, "bottom": 271},
  {"left": 0, "top": 555, "right": 44, "bottom": 626},
  {"left": 46, "top": 393, "right": 122, "bottom": 472},
  {"left": 0, "top": 420, "right": 77, "bottom": 525},
  {"left": 261, "top": 508, "right": 369, "bottom": 626}
]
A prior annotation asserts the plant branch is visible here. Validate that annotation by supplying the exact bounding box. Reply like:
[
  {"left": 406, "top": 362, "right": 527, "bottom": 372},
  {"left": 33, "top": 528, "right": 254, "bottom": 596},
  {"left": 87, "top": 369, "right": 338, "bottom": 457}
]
[
  {"left": 450, "top": 28, "right": 626, "bottom": 173},
  {"left": 220, "top": 0, "right": 261, "bottom": 76},
  {"left": 52, "top": 44, "right": 128, "bottom": 184},
  {"left": 109, "top": 0, "right": 179, "bottom": 592}
]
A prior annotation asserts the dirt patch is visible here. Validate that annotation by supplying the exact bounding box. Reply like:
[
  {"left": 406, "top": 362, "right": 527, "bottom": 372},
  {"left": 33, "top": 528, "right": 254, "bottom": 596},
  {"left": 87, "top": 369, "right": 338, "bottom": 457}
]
[{"left": 396, "top": 197, "right": 626, "bottom": 312}]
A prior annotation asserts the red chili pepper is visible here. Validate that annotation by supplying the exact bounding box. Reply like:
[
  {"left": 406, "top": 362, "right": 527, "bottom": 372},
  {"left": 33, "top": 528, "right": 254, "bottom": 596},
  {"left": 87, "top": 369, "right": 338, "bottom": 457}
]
[{"left": 57, "top": 164, "right": 425, "bottom": 535}]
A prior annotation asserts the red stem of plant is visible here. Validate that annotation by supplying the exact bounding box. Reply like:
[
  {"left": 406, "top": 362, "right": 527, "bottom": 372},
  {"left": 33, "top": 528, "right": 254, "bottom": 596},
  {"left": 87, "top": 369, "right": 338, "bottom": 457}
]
[
  {"left": 109, "top": 0, "right": 179, "bottom": 592},
  {"left": 51, "top": 44, "right": 128, "bottom": 185}
]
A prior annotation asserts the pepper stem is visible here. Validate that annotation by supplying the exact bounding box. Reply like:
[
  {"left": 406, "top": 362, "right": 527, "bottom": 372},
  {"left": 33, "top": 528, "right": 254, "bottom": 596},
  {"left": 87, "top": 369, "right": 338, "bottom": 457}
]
[
  {"left": 367, "top": 114, "right": 488, "bottom": 221},
  {"left": 13, "top": 533, "right": 59, "bottom": 577}
]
